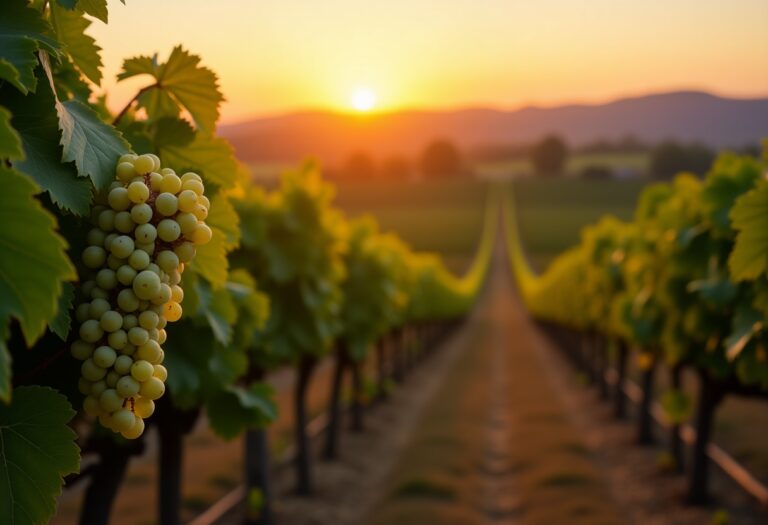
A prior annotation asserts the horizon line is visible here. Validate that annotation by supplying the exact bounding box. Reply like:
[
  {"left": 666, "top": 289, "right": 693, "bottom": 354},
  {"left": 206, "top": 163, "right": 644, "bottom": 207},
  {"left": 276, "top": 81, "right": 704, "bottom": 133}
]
[{"left": 219, "top": 86, "right": 768, "bottom": 127}]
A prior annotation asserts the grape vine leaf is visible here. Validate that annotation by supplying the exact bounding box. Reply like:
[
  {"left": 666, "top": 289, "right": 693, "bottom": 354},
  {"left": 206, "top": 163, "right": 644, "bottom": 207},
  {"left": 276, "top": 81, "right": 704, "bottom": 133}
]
[
  {"left": 50, "top": 4, "right": 103, "bottom": 85},
  {"left": 153, "top": 117, "right": 195, "bottom": 148},
  {"left": 190, "top": 228, "right": 230, "bottom": 289},
  {"left": 117, "top": 46, "right": 223, "bottom": 133},
  {"left": 206, "top": 384, "right": 277, "bottom": 440},
  {"left": 729, "top": 182, "right": 768, "bottom": 281},
  {"left": 74, "top": 0, "right": 111, "bottom": 24},
  {"left": 159, "top": 133, "right": 238, "bottom": 189},
  {"left": 2, "top": 74, "right": 92, "bottom": 215},
  {"left": 0, "top": 106, "right": 24, "bottom": 160},
  {"left": 0, "top": 166, "right": 77, "bottom": 350},
  {"left": 0, "top": 386, "right": 80, "bottom": 524},
  {"left": 0, "top": 339, "right": 9, "bottom": 403},
  {"left": 49, "top": 282, "right": 75, "bottom": 341},
  {"left": 56, "top": 0, "right": 79, "bottom": 9},
  {"left": 207, "top": 194, "right": 241, "bottom": 251},
  {"left": 192, "top": 279, "right": 237, "bottom": 345},
  {"left": 0, "top": 0, "right": 60, "bottom": 94},
  {"left": 57, "top": 99, "right": 130, "bottom": 190}
]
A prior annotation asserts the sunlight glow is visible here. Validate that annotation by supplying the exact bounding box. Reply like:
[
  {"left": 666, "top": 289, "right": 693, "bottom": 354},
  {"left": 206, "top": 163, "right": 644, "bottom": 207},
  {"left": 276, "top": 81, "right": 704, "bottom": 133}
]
[{"left": 350, "top": 87, "right": 378, "bottom": 112}]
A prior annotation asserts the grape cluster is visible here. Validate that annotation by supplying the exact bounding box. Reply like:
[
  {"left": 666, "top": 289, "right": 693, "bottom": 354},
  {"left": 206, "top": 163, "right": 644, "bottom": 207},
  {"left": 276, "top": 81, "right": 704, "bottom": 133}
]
[{"left": 72, "top": 153, "right": 212, "bottom": 439}]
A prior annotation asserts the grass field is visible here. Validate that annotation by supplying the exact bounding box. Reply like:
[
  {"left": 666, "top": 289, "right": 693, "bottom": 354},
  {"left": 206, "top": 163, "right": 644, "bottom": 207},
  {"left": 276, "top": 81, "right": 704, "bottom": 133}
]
[
  {"left": 333, "top": 178, "right": 489, "bottom": 273},
  {"left": 511, "top": 177, "right": 647, "bottom": 270}
]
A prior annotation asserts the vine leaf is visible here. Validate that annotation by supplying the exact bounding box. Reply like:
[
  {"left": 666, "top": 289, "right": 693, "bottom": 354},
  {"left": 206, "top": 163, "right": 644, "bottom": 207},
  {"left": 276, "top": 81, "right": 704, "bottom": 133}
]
[
  {"left": 118, "top": 46, "right": 224, "bottom": 133},
  {"left": 0, "top": 106, "right": 24, "bottom": 160},
  {"left": 2, "top": 74, "right": 92, "bottom": 215},
  {"left": 159, "top": 133, "right": 238, "bottom": 189},
  {"left": 49, "top": 282, "right": 75, "bottom": 341},
  {"left": 0, "top": 386, "right": 80, "bottom": 523},
  {"left": 0, "top": 0, "right": 60, "bottom": 94},
  {"left": 206, "top": 384, "right": 276, "bottom": 440},
  {"left": 189, "top": 226, "right": 229, "bottom": 289},
  {"left": 75, "top": 0, "right": 110, "bottom": 24},
  {"left": 729, "top": 182, "right": 768, "bottom": 281},
  {"left": 192, "top": 278, "right": 237, "bottom": 344},
  {"left": 50, "top": 4, "right": 103, "bottom": 85},
  {"left": 0, "top": 339, "right": 9, "bottom": 403},
  {"left": 153, "top": 117, "right": 195, "bottom": 149},
  {"left": 0, "top": 166, "right": 77, "bottom": 352},
  {"left": 207, "top": 194, "right": 241, "bottom": 251}
]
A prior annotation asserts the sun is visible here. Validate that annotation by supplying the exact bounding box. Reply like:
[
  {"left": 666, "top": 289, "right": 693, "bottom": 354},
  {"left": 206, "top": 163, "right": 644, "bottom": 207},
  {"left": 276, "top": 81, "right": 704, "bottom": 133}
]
[{"left": 350, "top": 87, "right": 377, "bottom": 112}]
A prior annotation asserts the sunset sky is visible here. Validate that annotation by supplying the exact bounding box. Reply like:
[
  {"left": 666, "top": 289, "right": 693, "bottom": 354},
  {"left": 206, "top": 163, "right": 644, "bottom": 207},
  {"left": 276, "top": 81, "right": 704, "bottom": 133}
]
[{"left": 91, "top": 0, "right": 768, "bottom": 124}]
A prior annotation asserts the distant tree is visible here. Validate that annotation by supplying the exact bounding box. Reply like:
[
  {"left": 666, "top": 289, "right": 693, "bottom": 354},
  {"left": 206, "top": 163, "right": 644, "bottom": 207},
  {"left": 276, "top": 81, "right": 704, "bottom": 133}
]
[
  {"left": 650, "top": 141, "right": 715, "bottom": 180},
  {"left": 380, "top": 155, "right": 412, "bottom": 180},
  {"left": 419, "top": 139, "right": 464, "bottom": 178},
  {"left": 340, "top": 151, "right": 378, "bottom": 181},
  {"left": 530, "top": 135, "right": 569, "bottom": 176}
]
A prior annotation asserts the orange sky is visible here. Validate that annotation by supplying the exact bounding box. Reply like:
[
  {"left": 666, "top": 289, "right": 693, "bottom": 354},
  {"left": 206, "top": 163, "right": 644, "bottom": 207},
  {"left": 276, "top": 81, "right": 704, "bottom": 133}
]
[{"left": 90, "top": 0, "right": 768, "bottom": 124}]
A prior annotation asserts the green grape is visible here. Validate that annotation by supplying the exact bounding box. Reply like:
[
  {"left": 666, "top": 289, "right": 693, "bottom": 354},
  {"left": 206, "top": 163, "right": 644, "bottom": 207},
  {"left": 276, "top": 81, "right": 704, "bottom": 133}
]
[
  {"left": 128, "top": 326, "right": 149, "bottom": 346},
  {"left": 93, "top": 346, "right": 117, "bottom": 368},
  {"left": 156, "top": 250, "right": 179, "bottom": 273},
  {"left": 108, "top": 329, "right": 128, "bottom": 350},
  {"left": 79, "top": 319, "right": 104, "bottom": 343},
  {"left": 98, "top": 209, "right": 116, "bottom": 231},
  {"left": 157, "top": 329, "right": 167, "bottom": 344},
  {"left": 133, "top": 270, "right": 161, "bottom": 299},
  {"left": 122, "top": 314, "right": 138, "bottom": 330},
  {"left": 75, "top": 303, "right": 91, "bottom": 323},
  {"left": 193, "top": 205, "right": 208, "bottom": 221},
  {"left": 71, "top": 340, "right": 94, "bottom": 361},
  {"left": 180, "top": 172, "right": 202, "bottom": 183},
  {"left": 130, "top": 203, "right": 153, "bottom": 224},
  {"left": 157, "top": 219, "right": 181, "bottom": 242},
  {"left": 112, "top": 409, "right": 136, "bottom": 432},
  {"left": 147, "top": 153, "right": 161, "bottom": 171},
  {"left": 82, "top": 246, "right": 107, "bottom": 269},
  {"left": 98, "top": 414, "right": 116, "bottom": 431},
  {"left": 78, "top": 378, "right": 92, "bottom": 395},
  {"left": 168, "top": 269, "right": 182, "bottom": 286},
  {"left": 117, "top": 288, "right": 140, "bottom": 312},
  {"left": 103, "top": 233, "right": 117, "bottom": 251},
  {"left": 108, "top": 187, "right": 131, "bottom": 211},
  {"left": 105, "top": 370, "right": 120, "bottom": 388},
  {"left": 90, "top": 380, "right": 107, "bottom": 397},
  {"left": 89, "top": 298, "right": 111, "bottom": 318},
  {"left": 174, "top": 242, "right": 195, "bottom": 263},
  {"left": 116, "top": 161, "right": 137, "bottom": 182},
  {"left": 139, "top": 377, "right": 165, "bottom": 400},
  {"left": 160, "top": 173, "right": 182, "bottom": 194},
  {"left": 110, "top": 235, "right": 135, "bottom": 258},
  {"left": 149, "top": 172, "right": 163, "bottom": 191},
  {"left": 99, "top": 389, "right": 123, "bottom": 413},
  {"left": 182, "top": 179, "right": 204, "bottom": 196},
  {"left": 134, "top": 223, "right": 157, "bottom": 243},
  {"left": 136, "top": 340, "right": 162, "bottom": 363},
  {"left": 153, "top": 364, "right": 168, "bottom": 381},
  {"left": 116, "top": 376, "right": 140, "bottom": 398},
  {"left": 106, "top": 254, "right": 125, "bottom": 271},
  {"left": 129, "top": 249, "right": 151, "bottom": 270},
  {"left": 131, "top": 360, "right": 154, "bottom": 382},
  {"left": 86, "top": 228, "right": 106, "bottom": 247},
  {"left": 151, "top": 284, "right": 172, "bottom": 306},
  {"left": 114, "top": 355, "right": 133, "bottom": 375},
  {"left": 120, "top": 344, "right": 136, "bottom": 356},
  {"left": 146, "top": 263, "right": 161, "bottom": 275},
  {"left": 170, "top": 285, "right": 184, "bottom": 303},
  {"left": 155, "top": 193, "right": 178, "bottom": 216},
  {"left": 138, "top": 310, "right": 159, "bottom": 330},
  {"left": 121, "top": 417, "right": 145, "bottom": 439},
  {"left": 128, "top": 181, "right": 150, "bottom": 204},
  {"left": 193, "top": 224, "right": 213, "bottom": 245},
  {"left": 199, "top": 195, "right": 211, "bottom": 210},
  {"left": 134, "top": 398, "right": 155, "bottom": 418},
  {"left": 96, "top": 268, "right": 117, "bottom": 290},
  {"left": 100, "top": 310, "right": 123, "bottom": 333},
  {"left": 81, "top": 358, "right": 107, "bottom": 381},
  {"left": 177, "top": 190, "right": 198, "bottom": 213},
  {"left": 114, "top": 211, "right": 135, "bottom": 233},
  {"left": 117, "top": 265, "right": 138, "bottom": 286},
  {"left": 136, "top": 241, "right": 156, "bottom": 255},
  {"left": 91, "top": 287, "right": 109, "bottom": 300},
  {"left": 133, "top": 155, "right": 155, "bottom": 175}
]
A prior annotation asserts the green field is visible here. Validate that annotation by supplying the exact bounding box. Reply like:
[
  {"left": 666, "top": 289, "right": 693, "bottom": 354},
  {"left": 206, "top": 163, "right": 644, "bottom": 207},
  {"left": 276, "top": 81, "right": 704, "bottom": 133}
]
[
  {"left": 476, "top": 152, "right": 650, "bottom": 179},
  {"left": 333, "top": 178, "right": 489, "bottom": 273},
  {"left": 512, "top": 177, "right": 648, "bottom": 269}
]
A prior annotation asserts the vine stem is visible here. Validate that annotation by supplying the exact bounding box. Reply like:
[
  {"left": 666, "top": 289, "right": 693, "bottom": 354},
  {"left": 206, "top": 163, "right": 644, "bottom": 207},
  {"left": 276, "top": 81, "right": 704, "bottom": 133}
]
[{"left": 112, "top": 84, "right": 157, "bottom": 126}]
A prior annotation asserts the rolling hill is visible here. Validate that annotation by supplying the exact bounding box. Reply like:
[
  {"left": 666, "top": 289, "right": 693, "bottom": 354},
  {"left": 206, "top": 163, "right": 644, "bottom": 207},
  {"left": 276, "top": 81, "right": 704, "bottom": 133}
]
[{"left": 220, "top": 91, "right": 768, "bottom": 165}]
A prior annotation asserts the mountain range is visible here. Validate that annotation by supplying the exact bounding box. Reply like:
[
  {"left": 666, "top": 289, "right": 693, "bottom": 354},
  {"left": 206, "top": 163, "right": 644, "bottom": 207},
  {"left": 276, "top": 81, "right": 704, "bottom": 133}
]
[{"left": 219, "top": 91, "right": 768, "bottom": 165}]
